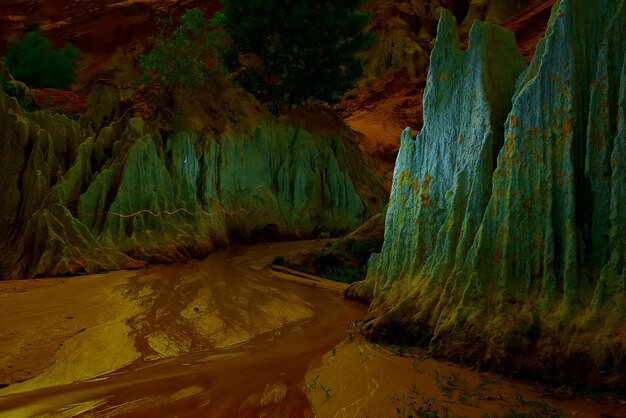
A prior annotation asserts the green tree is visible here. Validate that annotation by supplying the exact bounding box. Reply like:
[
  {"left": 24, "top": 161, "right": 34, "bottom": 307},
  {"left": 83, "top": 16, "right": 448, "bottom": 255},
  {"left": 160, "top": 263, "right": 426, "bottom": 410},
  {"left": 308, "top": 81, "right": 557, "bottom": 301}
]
[
  {"left": 5, "top": 28, "right": 80, "bottom": 90},
  {"left": 140, "top": 8, "right": 220, "bottom": 94},
  {"left": 215, "top": 0, "right": 374, "bottom": 114}
]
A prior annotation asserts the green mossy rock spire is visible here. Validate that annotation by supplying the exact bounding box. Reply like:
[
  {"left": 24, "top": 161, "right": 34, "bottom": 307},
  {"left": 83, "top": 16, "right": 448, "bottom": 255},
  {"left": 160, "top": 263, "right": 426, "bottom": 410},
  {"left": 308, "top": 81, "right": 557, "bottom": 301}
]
[
  {"left": 353, "top": 0, "right": 626, "bottom": 388},
  {"left": 0, "top": 87, "right": 385, "bottom": 279}
]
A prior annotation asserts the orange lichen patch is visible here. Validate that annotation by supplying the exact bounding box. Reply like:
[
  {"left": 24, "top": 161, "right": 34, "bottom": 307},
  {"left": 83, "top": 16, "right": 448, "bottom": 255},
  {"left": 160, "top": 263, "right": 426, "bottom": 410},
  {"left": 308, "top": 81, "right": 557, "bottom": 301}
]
[
  {"left": 421, "top": 173, "right": 432, "bottom": 208},
  {"left": 398, "top": 170, "right": 420, "bottom": 194},
  {"left": 510, "top": 115, "right": 519, "bottom": 128},
  {"left": 556, "top": 169, "right": 567, "bottom": 187},
  {"left": 559, "top": 118, "right": 574, "bottom": 146},
  {"left": 501, "top": 133, "right": 518, "bottom": 164},
  {"left": 527, "top": 127, "right": 540, "bottom": 138},
  {"left": 599, "top": 99, "right": 610, "bottom": 111},
  {"left": 458, "top": 132, "right": 465, "bottom": 144},
  {"left": 555, "top": 79, "right": 572, "bottom": 95}
]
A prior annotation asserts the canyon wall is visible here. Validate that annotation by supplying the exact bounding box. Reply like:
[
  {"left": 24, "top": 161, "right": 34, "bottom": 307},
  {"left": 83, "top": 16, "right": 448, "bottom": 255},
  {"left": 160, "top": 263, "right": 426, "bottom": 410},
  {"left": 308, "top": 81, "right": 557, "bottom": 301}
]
[
  {"left": 350, "top": 0, "right": 626, "bottom": 388},
  {"left": 362, "top": 0, "right": 534, "bottom": 80},
  {"left": 0, "top": 88, "right": 384, "bottom": 279}
]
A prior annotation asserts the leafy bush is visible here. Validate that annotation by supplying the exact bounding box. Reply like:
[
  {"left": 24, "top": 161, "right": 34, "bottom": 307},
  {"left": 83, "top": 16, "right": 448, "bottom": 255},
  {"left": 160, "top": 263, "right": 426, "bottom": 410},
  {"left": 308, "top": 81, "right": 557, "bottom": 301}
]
[
  {"left": 272, "top": 256, "right": 286, "bottom": 265},
  {"left": 5, "top": 29, "right": 80, "bottom": 89},
  {"left": 140, "top": 8, "right": 220, "bottom": 94},
  {"left": 344, "top": 238, "right": 378, "bottom": 259},
  {"left": 215, "top": 0, "right": 375, "bottom": 114}
]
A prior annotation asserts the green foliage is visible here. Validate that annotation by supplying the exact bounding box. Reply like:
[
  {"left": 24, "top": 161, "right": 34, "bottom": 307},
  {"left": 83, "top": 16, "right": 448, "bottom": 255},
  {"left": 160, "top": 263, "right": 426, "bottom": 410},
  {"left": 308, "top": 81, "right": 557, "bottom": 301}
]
[
  {"left": 404, "top": 398, "right": 451, "bottom": 418},
  {"left": 215, "top": 0, "right": 375, "bottom": 114},
  {"left": 272, "top": 255, "right": 286, "bottom": 265},
  {"left": 140, "top": 8, "right": 220, "bottom": 92},
  {"left": 321, "top": 264, "right": 362, "bottom": 284},
  {"left": 344, "top": 238, "right": 378, "bottom": 259},
  {"left": 5, "top": 29, "right": 80, "bottom": 89}
]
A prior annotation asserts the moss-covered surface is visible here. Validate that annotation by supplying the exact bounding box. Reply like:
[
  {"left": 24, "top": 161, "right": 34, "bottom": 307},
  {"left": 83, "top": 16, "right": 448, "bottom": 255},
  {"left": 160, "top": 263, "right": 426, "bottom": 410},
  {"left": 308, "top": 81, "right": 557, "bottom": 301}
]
[
  {"left": 350, "top": 0, "right": 626, "bottom": 390},
  {"left": 275, "top": 209, "right": 386, "bottom": 285},
  {"left": 0, "top": 83, "right": 385, "bottom": 279}
]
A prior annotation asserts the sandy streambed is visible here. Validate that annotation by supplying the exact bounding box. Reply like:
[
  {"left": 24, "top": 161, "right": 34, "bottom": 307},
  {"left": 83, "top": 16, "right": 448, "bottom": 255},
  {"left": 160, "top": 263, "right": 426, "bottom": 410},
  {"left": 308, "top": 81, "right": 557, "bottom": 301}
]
[
  {"left": 306, "top": 332, "right": 626, "bottom": 418},
  {"left": 0, "top": 240, "right": 366, "bottom": 416},
  {"left": 0, "top": 240, "right": 624, "bottom": 417}
]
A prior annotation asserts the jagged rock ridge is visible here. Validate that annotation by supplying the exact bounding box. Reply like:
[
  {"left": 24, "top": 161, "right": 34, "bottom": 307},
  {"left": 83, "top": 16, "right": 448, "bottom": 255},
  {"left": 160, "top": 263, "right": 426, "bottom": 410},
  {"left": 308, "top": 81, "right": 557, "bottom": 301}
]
[
  {"left": 0, "top": 88, "right": 385, "bottom": 279},
  {"left": 350, "top": 0, "right": 626, "bottom": 389}
]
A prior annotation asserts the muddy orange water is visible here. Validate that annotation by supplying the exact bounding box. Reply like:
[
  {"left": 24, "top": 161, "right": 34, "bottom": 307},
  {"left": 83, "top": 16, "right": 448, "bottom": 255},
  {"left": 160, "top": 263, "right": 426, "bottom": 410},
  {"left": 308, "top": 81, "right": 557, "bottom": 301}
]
[
  {"left": 0, "top": 241, "right": 625, "bottom": 417},
  {"left": 0, "top": 240, "right": 363, "bottom": 417}
]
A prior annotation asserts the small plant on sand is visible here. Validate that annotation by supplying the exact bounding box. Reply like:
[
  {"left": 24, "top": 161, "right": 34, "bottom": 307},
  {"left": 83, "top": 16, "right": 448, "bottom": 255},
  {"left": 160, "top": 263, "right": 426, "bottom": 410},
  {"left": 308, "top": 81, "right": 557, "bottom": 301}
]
[
  {"left": 272, "top": 255, "right": 286, "bottom": 265},
  {"left": 393, "top": 393, "right": 452, "bottom": 418},
  {"left": 308, "top": 374, "right": 320, "bottom": 390},
  {"left": 413, "top": 398, "right": 451, "bottom": 418},
  {"left": 480, "top": 393, "right": 565, "bottom": 418},
  {"left": 513, "top": 393, "right": 563, "bottom": 417},
  {"left": 320, "top": 383, "right": 332, "bottom": 397}
]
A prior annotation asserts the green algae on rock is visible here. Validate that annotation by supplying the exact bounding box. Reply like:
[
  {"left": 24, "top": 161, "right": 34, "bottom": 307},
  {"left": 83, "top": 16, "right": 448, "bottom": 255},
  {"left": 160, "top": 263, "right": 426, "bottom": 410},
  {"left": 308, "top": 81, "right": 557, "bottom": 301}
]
[
  {"left": 0, "top": 85, "right": 385, "bottom": 279},
  {"left": 351, "top": 0, "right": 626, "bottom": 389}
]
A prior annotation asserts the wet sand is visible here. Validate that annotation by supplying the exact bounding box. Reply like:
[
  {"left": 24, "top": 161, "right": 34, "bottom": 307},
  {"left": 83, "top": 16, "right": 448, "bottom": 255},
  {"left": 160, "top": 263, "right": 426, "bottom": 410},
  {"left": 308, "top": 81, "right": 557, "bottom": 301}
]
[
  {"left": 0, "top": 240, "right": 365, "bottom": 417},
  {"left": 307, "top": 335, "right": 626, "bottom": 417},
  {"left": 0, "top": 240, "right": 625, "bottom": 417}
]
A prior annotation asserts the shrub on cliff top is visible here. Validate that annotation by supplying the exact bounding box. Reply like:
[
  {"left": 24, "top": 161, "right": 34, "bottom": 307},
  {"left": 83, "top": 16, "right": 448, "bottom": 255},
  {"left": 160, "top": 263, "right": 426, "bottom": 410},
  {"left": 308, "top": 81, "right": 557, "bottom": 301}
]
[
  {"left": 4, "top": 28, "right": 80, "bottom": 90},
  {"left": 215, "top": 0, "right": 375, "bottom": 115},
  {"left": 140, "top": 8, "right": 221, "bottom": 94}
]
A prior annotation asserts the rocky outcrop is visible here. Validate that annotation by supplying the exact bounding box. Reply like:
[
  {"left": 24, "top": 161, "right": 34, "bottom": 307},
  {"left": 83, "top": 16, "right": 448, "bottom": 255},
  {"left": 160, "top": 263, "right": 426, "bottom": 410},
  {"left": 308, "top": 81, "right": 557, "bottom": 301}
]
[
  {"left": 352, "top": 0, "right": 626, "bottom": 389},
  {"left": 0, "top": 87, "right": 385, "bottom": 279},
  {"left": 361, "top": 0, "right": 533, "bottom": 80}
]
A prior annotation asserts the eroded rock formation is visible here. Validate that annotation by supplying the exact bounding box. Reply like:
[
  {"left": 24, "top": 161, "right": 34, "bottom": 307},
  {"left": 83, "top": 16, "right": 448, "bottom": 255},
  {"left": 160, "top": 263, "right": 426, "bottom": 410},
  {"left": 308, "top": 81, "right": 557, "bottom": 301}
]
[
  {"left": 350, "top": 0, "right": 626, "bottom": 389},
  {"left": 362, "top": 0, "right": 534, "bottom": 80},
  {"left": 0, "top": 87, "right": 385, "bottom": 279}
]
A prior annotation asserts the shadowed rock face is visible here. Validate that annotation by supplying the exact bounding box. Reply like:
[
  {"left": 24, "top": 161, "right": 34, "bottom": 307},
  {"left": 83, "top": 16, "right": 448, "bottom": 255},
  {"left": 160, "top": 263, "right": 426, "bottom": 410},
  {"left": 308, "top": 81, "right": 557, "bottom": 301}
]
[
  {"left": 350, "top": 0, "right": 626, "bottom": 389},
  {"left": 0, "top": 88, "right": 385, "bottom": 279},
  {"left": 362, "top": 0, "right": 534, "bottom": 80}
]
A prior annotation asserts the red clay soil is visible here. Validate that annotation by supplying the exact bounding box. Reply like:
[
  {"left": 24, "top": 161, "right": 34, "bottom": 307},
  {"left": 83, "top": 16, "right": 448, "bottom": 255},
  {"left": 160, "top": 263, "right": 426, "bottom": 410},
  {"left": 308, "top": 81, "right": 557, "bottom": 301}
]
[
  {"left": 341, "top": 69, "right": 425, "bottom": 189},
  {"left": 0, "top": 0, "right": 222, "bottom": 86},
  {"left": 502, "top": 0, "right": 558, "bottom": 60},
  {"left": 0, "top": 0, "right": 224, "bottom": 111},
  {"left": 340, "top": 1, "right": 557, "bottom": 192},
  {"left": 27, "top": 88, "right": 89, "bottom": 114},
  {"left": 0, "top": 0, "right": 221, "bottom": 54}
]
